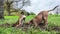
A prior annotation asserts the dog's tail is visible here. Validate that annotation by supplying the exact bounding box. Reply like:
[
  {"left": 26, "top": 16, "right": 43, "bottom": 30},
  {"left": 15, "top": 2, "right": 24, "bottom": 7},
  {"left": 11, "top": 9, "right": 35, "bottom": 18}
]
[{"left": 48, "top": 5, "right": 59, "bottom": 12}]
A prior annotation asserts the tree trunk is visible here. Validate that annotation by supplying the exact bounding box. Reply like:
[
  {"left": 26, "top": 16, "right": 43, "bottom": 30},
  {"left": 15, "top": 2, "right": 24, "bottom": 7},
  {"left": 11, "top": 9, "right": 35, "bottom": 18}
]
[
  {"left": 0, "top": 0, "right": 4, "bottom": 19},
  {"left": 7, "top": 4, "right": 11, "bottom": 16}
]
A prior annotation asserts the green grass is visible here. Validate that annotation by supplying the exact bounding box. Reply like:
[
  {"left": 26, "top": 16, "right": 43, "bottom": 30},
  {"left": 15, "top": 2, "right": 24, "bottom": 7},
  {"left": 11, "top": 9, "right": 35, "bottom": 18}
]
[
  {"left": 25, "top": 15, "right": 36, "bottom": 22},
  {"left": 0, "top": 16, "right": 19, "bottom": 24},
  {"left": 0, "top": 15, "right": 60, "bottom": 34},
  {"left": 48, "top": 15, "right": 60, "bottom": 26}
]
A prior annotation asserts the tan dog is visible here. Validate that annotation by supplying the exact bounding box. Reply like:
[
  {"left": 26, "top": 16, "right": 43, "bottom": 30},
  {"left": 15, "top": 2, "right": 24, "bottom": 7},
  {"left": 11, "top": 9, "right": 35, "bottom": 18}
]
[
  {"left": 12, "top": 12, "right": 26, "bottom": 27},
  {"left": 28, "top": 5, "right": 58, "bottom": 27}
]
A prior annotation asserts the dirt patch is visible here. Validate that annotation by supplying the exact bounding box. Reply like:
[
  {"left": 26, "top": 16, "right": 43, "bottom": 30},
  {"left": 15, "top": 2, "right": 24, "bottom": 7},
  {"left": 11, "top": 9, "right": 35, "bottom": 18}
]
[
  {"left": 0, "top": 23, "right": 60, "bottom": 32},
  {"left": 0, "top": 23, "right": 10, "bottom": 27},
  {"left": 47, "top": 26, "right": 60, "bottom": 32}
]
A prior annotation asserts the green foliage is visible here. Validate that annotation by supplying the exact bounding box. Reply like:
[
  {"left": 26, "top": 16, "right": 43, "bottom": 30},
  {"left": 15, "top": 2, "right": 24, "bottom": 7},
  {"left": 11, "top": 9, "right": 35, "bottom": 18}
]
[
  {"left": 0, "top": 16, "right": 18, "bottom": 24},
  {"left": 30, "top": 12, "right": 35, "bottom": 15},
  {"left": 48, "top": 15, "right": 60, "bottom": 26},
  {"left": 25, "top": 15, "right": 36, "bottom": 22}
]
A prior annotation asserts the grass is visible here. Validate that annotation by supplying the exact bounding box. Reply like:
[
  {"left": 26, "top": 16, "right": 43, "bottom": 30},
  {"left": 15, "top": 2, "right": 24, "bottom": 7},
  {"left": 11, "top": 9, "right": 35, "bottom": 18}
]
[
  {"left": 48, "top": 15, "right": 60, "bottom": 26},
  {"left": 0, "top": 15, "right": 60, "bottom": 34},
  {"left": 25, "top": 15, "right": 36, "bottom": 22},
  {"left": 0, "top": 16, "right": 18, "bottom": 24}
]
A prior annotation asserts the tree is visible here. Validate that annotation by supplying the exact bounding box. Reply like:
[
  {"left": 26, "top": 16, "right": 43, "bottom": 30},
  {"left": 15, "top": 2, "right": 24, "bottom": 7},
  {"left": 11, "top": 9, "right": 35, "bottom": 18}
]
[
  {"left": 12, "top": 0, "right": 31, "bottom": 12},
  {"left": 5, "top": 0, "right": 13, "bottom": 15},
  {"left": 5, "top": 0, "right": 31, "bottom": 15},
  {"left": 26, "top": 12, "right": 30, "bottom": 16},
  {"left": 30, "top": 12, "right": 35, "bottom": 15},
  {"left": 0, "top": 0, "right": 4, "bottom": 19}
]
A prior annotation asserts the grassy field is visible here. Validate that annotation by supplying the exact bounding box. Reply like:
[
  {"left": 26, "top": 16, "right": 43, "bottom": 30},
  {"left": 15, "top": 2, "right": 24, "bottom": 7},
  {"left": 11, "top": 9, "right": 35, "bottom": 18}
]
[{"left": 0, "top": 15, "right": 60, "bottom": 34}]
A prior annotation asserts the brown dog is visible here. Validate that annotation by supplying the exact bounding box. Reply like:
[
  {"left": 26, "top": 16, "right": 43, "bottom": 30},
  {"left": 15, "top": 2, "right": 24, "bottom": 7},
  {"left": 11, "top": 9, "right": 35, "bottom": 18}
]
[{"left": 28, "top": 5, "right": 58, "bottom": 27}]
